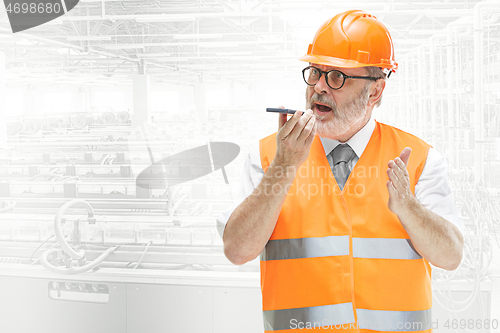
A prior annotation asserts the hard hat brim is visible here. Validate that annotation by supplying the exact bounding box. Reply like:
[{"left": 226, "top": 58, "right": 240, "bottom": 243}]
[{"left": 299, "top": 54, "right": 398, "bottom": 72}]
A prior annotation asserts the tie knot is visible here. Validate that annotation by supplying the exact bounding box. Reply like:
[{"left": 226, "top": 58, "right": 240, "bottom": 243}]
[{"left": 332, "top": 144, "right": 355, "bottom": 165}]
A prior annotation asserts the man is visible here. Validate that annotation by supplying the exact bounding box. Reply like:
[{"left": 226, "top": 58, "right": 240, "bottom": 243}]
[{"left": 217, "top": 9, "right": 464, "bottom": 332}]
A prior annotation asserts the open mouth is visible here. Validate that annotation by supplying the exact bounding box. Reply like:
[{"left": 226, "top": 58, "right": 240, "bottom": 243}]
[{"left": 314, "top": 103, "right": 332, "bottom": 113}]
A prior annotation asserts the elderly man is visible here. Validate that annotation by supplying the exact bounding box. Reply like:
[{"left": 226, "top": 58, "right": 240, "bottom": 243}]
[{"left": 217, "top": 9, "right": 464, "bottom": 333}]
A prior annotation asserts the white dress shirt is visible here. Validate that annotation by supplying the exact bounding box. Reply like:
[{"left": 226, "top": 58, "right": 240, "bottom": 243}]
[{"left": 216, "top": 116, "right": 464, "bottom": 239}]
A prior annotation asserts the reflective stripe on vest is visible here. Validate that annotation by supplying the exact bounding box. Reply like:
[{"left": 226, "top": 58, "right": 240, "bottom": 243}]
[
  {"left": 261, "top": 235, "right": 349, "bottom": 261},
  {"left": 261, "top": 236, "right": 420, "bottom": 261},
  {"left": 263, "top": 302, "right": 355, "bottom": 331},
  {"left": 357, "top": 308, "right": 432, "bottom": 331},
  {"left": 353, "top": 238, "right": 422, "bottom": 260}
]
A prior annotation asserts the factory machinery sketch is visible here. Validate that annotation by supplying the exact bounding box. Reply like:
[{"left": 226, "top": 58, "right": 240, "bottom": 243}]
[{"left": 0, "top": 1, "right": 500, "bottom": 333}]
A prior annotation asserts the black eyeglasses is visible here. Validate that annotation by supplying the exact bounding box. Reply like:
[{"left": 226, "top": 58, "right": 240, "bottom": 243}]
[{"left": 302, "top": 66, "right": 381, "bottom": 90}]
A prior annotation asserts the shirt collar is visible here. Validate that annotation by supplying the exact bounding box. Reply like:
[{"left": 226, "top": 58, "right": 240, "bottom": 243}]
[{"left": 319, "top": 115, "right": 376, "bottom": 158}]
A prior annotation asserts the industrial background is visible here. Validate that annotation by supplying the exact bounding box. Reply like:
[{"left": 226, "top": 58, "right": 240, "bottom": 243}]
[{"left": 0, "top": 0, "right": 499, "bottom": 332}]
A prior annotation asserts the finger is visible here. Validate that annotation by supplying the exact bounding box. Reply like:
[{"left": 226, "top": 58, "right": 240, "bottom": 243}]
[
  {"left": 390, "top": 159, "right": 404, "bottom": 182},
  {"left": 389, "top": 158, "right": 409, "bottom": 189},
  {"left": 400, "top": 147, "right": 412, "bottom": 166},
  {"left": 279, "top": 110, "right": 303, "bottom": 138},
  {"left": 394, "top": 157, "right": 410, "bottom": 185},
  {"left": 278, "top": 106, "right": 287, "bottom": 130},
  {"left": 304, "top": 118, "right": 317, "bottom": 147},
  {"left": 279, "top": 113, "right": 287, "bottom": 130},
  {"left": 387, "top": 167, "right": 395, "bottom": 183},
  {"left": 387, "top": 180, "right": 397, "bottom": 198},
  {"left": 392, "top": 173, "right": 407, "bottom": 194},
  {"left": 297, "top": 110, "right": 314, "bottom": 141},
  {"left": 394, "top": 157, "right": 408, "bottom": 174},
  {"left": 387, "top": 168, "right": 404, "bottom": 193},
  {"left": 297, "top": 113, "right": 316, "bottom": 144},
  {"left": 289, "top": 110, "right": 312, "bottom": 142}
]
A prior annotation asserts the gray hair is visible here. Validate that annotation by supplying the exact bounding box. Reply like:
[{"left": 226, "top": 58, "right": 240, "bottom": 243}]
[{"left": 364, "top": 66, "right": 387, "bottom": 108}]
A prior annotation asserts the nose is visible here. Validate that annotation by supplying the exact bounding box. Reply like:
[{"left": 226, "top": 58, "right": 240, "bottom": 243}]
[{"left": 314, "top": 72, "right": 329, "bottom": 95}]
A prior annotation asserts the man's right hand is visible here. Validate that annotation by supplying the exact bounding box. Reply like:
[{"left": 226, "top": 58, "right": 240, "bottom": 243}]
[
  {"left": 223, "top": 106, "right": 316, "bottom": 265},
  {"left": 274, "top": 107, "right": 317, "bottom": 170}
]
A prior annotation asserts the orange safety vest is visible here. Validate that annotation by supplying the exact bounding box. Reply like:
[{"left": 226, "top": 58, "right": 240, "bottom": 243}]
[{"left": 259, "top": 121, "right": 432, "bottom": 332}]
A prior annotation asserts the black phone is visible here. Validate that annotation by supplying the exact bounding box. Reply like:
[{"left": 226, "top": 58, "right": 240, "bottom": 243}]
[{"left": 266, "top": 108, "right": 300, "bottom": 115}]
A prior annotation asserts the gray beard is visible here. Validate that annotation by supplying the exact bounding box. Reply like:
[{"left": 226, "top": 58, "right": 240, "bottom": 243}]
[{"left": 305, "top": 84, "right": 370, "bottom": 140}]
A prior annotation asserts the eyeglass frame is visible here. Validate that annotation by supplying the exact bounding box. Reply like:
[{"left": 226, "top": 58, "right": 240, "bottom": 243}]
[{"left": 302, "top": 66, "right": 382, "bottom": 90}]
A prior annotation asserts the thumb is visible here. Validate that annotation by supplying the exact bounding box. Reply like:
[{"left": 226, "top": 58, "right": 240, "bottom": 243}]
[
  {"left": 278, "top": 106, "right": 287, "bottom": 130},
  {"left": 400, "top": 147, "right": 412, "bottom": 166}
]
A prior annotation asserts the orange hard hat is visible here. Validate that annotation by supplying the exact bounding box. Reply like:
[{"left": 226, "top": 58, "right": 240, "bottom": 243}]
[{"left": 299, "top": 10, "right": 398, "bottom": 73}]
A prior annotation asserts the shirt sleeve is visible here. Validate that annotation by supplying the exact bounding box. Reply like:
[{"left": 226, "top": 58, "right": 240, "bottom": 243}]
[
  {"left": 215, "top": 143, "right": 264, "bottom": 238},
  {"left": 414, "top": 147, "right": 465, "bottom": 235}
]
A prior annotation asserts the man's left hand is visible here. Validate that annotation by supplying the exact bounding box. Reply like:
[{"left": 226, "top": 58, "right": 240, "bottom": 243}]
[{"left": 386, "top": 147, "right": 416, "bottom": 217}]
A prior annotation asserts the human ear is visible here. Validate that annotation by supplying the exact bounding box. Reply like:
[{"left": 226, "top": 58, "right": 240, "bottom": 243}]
[{"left": 367, "top": 79, "right": 385, "bottom": 106}]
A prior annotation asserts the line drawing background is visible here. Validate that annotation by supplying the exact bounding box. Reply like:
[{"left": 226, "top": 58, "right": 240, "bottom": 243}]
[{"left": 0, "top": 1, "right": 499, "bottom": 332}]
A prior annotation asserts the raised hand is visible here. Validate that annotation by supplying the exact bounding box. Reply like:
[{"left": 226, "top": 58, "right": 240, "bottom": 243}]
[
  {"left": 274, "top": 106, "right": 317, "bottom": 170},
  {"left": 386, "top": 147, "right": 416, "bottom": 217}
]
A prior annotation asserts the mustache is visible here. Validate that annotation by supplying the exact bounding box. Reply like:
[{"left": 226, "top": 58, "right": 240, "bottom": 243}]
[{"left": 308, "top": 93, "right": 337, "bottom": 113}]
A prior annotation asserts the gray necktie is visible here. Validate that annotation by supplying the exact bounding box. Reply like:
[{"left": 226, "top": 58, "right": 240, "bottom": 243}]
[{"left": 330, "top": 144, "right": 356, "bottom": 191}]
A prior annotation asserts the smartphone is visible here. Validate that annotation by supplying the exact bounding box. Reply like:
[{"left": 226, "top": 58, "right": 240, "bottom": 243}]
[{"left": 266, "top": 108, "right": 300, "bottom": 115}]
